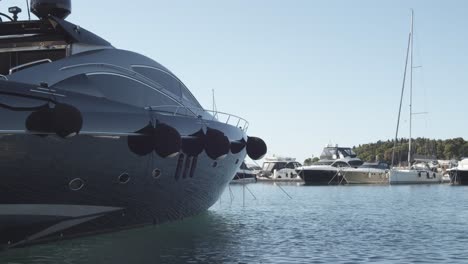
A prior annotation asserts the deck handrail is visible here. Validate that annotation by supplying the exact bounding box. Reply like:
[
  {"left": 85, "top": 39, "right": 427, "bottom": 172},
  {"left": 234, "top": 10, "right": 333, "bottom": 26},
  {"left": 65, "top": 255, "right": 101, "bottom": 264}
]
[
  {"left": 145, "top": 105, "right": 249, "bottom": 132},
  {"left": 9, "top": 59, "right": 52, "bottom": 74}
]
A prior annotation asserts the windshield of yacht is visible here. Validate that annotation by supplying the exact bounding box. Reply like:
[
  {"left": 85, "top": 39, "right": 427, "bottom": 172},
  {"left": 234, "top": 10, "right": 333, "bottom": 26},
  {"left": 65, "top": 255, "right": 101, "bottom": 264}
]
[
  {"left": 320, "top": 148, "right": 337, "bottom": 159},
  {"left": 412, "top": 162, "right": 430, "bottom": 170},
  {"left": 340, "top": 148, "right": 356, "bottom": 157},
  {"left": 331, "top": 161, "right": 351, "bottom": 168},
  {"left": 262, "top": 162, "right": 287, "bottom": 172},
  {"left": 320, "top": 147, "right": 357, "bottom": 159},
  {"left": 348, "top": 160, "right": 364, "bottom": 167},
  {"left": 313, "top": 160, "right": 334, "bottom": 166},
  {"left": 360, "top": 163, "right": 390, "bottom": 169}
]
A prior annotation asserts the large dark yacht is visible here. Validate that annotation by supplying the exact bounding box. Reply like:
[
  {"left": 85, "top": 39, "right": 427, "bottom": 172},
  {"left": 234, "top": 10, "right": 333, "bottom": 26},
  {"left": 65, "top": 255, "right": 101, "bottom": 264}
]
[
  {"left": 448, "top": 158, "right": 468, "bottom": 185},
  {"left": 0, "top": 0, "right": 266, "bottom": 249},
  {"left": 296, "top": 145, "right": 363, "bottom": 185}
]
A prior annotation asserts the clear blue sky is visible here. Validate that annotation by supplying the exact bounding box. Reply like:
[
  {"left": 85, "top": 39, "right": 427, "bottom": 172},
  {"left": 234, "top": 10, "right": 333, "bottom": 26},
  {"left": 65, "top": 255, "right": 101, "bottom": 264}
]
[{"left": 3, "top": 0, "right": 467, "bottom": 163}]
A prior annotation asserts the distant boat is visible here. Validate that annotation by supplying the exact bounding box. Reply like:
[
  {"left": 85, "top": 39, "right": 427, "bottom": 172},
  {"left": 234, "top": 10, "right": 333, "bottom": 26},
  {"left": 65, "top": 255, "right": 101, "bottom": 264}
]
[
  {"left": 389, "top": 10, "right": 442, "bottom": 184},
  {"left": 296, "top": 145, "right": 363, "bottom": 185},
  {"left": 258, "top": 156, "right": 302, "bottom": 180},
  {"left": 390, "top": 162, "right": 441, "bottom": 184},
  {"left": 231, "top": 162, "right": 257, "bottom": 184},
  {"left": 342, "top": 162, "right": 390, "bottom": 184},
  {"left": 246, "top": 163, "right": 262, "bottom": 175}
]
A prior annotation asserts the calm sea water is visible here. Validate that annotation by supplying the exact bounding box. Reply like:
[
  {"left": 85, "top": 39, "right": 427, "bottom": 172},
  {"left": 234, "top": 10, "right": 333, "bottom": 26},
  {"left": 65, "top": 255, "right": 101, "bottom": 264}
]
[{"left": 2, "top": 183, "right": 468, "bottom": 264}]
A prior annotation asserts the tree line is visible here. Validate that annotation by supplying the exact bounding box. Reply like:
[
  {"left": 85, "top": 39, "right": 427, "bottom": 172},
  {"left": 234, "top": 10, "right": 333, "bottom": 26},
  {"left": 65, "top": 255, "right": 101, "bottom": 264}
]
[{"left": 304, "top": 138, "right": 468, "bottom": 165}]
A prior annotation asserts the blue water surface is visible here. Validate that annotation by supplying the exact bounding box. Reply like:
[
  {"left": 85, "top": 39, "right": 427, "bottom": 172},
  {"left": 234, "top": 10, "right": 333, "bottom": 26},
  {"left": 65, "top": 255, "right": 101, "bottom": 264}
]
[{"left": 1, "top": 183, "right": 468, "bottom": 263}]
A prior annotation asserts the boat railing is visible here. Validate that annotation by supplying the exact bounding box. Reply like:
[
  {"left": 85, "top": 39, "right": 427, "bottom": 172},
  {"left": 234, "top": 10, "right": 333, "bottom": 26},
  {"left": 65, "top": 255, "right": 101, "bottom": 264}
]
[
  {"left": 0, "top": 74, "right": 7, "bottom": 80},
  {"left": 9, "top": 59, "right": 52, "bottom": 74},
  {"left": 146, "top": 105, "right": 249, "bottom": 132}
]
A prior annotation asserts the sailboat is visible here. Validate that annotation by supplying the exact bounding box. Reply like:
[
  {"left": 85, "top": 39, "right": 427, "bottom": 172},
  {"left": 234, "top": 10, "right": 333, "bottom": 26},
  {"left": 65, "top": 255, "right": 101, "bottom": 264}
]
[{"left": 389, "top": 10, "right": 442, "bottom": 184}]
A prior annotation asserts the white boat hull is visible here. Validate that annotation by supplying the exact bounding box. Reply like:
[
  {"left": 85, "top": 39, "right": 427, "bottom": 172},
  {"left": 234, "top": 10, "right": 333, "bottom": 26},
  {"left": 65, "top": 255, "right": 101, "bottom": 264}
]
[{"left": 389, "top": 169, "right": 442, "bottom": 184}]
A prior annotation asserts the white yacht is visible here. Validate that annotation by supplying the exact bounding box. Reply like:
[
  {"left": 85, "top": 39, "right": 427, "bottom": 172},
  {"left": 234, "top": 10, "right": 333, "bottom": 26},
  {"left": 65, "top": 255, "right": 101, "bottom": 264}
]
[
  {"left": 231, "top": 162, "right": 257, "bottom": 184},
  {"left": 390, "top": 162, "right": 441, "bottom": 184},
  {"left": 259, "top": 156, "right": 302, "bottom": 180},
  {"left": 388, "top": 10, "right": 442, "bottom": 185},
  {"left": 343, "top": 162, "right": 390, "bottom": 184},
  {"left": 246, "top": 163, "right": 262, "bottom": 175},
  {"left": 296, "top": 146, "right": 364, "bottom": 185}
]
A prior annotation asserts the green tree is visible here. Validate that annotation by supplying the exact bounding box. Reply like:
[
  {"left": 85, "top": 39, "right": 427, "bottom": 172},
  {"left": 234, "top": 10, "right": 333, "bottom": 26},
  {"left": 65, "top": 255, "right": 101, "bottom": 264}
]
[
  {"left": 354, "top": 138, "right": 467, "bottom": 163},
  {"left": 304, "top": 157, "right": 319, "bottom": 165}
]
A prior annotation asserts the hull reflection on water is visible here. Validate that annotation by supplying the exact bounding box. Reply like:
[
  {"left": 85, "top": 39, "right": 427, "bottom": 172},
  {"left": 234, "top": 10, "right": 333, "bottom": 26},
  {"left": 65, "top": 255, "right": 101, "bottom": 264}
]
[
  {"left": 2, "top": 183, "right": 468, "bottom": 264},
  {"left": 0, "top": 212, "right": 238, "bottom": 264}
]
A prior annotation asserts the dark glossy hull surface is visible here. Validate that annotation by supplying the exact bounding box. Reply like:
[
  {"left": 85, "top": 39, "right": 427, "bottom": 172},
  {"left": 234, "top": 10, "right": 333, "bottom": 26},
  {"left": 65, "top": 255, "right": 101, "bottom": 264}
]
[
  {"left": 0, "top": 117, "right": 246, "bottom": 249},
  {"left": 298, "top": 169, "right": 345, "bottom": 185},
  {"left": 450, "top": 170, "right": 468, "bottom": 185}
]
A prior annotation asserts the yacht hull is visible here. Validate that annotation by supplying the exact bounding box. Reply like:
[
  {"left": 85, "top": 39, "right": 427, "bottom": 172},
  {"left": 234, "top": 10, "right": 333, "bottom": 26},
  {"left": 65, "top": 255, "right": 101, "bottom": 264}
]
[
  {"left": 298, "top": 169, "right": 344, "bottom": 185},
  {"left": 0, "top": 21, "right": 259, "bottom": 249},
  {"left": 389, "top": 169, "right": 442, "bottom": 184},
  {"left": 449, "top": 170, "right": 468, "bottom": 185},
  {"left": 0, "top": 121, "right": 246, "bottom": 249},
  {"left": 342, "top": 169, "right": 389, "bottom": 184}
]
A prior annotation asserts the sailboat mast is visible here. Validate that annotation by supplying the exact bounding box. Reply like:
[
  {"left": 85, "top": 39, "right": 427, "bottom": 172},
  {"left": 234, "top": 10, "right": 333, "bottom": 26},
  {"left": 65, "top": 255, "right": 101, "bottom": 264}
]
[
  {"left": 391, "top": 15, "right": 412, "bottom": 167},
  {"left": 408, "top": 9, "right": 414, "bottom": 167},
  {"left": 212, "top": 89, "right": 217, "bottom": 113}
]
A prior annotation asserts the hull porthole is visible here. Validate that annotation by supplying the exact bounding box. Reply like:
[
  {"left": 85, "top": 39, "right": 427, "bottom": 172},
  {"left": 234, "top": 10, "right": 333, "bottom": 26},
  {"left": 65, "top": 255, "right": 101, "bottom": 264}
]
[
  {"left": 152, "top": 169, "right": 162, "bottom": 179},
  {"left": 69, "top": 178, "right": 84, "bottom": 191},
  {"left": 118, "top": 173, "right": 130, "bottom": 184}
]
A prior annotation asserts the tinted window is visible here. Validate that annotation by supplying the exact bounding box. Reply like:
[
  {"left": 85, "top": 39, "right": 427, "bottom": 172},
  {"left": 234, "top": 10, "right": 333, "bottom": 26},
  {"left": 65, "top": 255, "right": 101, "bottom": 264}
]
[
  {"left": 132, "top": 66, "right": 182, "bottom": 98},
  {"left": 361, "top": 164, "right": 379, "bottom": 169},
  {"left": 338, "top": 148, "right": 356, "bottom": 157},
  {"left": 54, "top": 74, "right": 104, "bottom": 97},
  {"left": 315, "top": 161, "right": 333, "bottom": 165},
  {"left": 378, "top": 163, "right": 390, "bottom": 169},
  {"left": 332, "top": 162, "right": 350, "bottom": 168},
  {"left": 181, "top": 84, "right": 202, "bottom": 107},
  {"left": 87, "top": 73, "right": 178, "bottom": 107},
  {"left": 273, "top": 162, "right": 287, "bottom": 170},
  {"left": 349, "top": 160, "right": 364, "bottom": 167}
]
